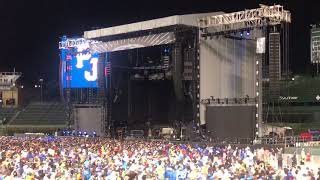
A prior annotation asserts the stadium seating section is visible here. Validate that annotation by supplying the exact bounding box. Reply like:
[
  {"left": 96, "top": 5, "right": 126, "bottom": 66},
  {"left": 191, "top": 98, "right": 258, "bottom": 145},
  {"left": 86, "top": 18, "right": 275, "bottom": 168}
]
[
  {"left": 0, "top": 108, "right": 18, "bottom": 124},
  {"left": 9, "top": 102, "right": 66, "bottom": 125}
]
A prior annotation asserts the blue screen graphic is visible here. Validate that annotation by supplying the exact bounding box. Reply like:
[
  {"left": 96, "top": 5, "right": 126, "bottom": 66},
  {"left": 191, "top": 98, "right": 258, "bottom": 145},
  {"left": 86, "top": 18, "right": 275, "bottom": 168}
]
[{"left": 60, "top": 38, "right": 99, "bottom": 88}]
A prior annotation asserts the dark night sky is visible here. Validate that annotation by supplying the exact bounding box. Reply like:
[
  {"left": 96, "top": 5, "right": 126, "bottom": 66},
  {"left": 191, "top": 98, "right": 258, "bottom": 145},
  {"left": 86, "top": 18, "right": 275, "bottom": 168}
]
[{"left": 0, "top": 0, "right": 319, "bottom": 85}]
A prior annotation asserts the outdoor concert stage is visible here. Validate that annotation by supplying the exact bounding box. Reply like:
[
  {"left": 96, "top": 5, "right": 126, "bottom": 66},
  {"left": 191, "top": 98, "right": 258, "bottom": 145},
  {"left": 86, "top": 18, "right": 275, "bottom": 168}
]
[{"left": 61, "top": 11, "right": 268, "bottom": 139}]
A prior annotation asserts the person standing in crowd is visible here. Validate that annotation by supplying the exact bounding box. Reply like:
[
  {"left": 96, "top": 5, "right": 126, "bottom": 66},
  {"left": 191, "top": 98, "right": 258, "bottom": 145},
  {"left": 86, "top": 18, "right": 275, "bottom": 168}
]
[
  {"left": 287, "top": 155, "right": 293, "bottom": 168},
  {"left": 176, "top": 165, "right": 187, "bottom": 180},
  {"left": 277, "top": 148, "right": 283, "bottom": 169},
  {"left": 306, "top": 151, "right": 311, "bottom": 163},
  {"left": 301, "top": 148, "right": 306, "bottom": 165},
  {"left": 292, "top": 151, "right": 297, "bottom": 167}
]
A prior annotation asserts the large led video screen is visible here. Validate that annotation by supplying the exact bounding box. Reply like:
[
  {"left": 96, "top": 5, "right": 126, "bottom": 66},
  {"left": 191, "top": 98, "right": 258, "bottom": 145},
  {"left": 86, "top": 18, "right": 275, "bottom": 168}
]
[{"left": 60, "top": 38, "right": 99, "bottom": 88}]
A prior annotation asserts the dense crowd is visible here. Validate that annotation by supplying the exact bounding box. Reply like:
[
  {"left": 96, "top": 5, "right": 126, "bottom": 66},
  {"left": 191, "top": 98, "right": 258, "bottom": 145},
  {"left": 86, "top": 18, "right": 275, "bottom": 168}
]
[{"left": 0, "top": 136, "right": 319, "bottom": 180}]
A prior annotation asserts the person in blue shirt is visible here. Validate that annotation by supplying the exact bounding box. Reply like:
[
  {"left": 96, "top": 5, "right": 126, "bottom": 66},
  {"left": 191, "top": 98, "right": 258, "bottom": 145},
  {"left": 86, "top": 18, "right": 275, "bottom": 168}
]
[
  {"left": 176, "top": 166, "right": 187, "bottom": 180},
  {"left": 240, "top": 150, "right": 245, "bottom": 160},
  {"left": 164, "top": 166, "right": 176, "bottom": 180},
  {"left": 84, "top": 159, "right": 90, "bottom": 169},
  {"left": 82, "top": 168, "right": 91, "bottom": 180},
  {"left": 82, "top": 159, "right": 91, "bottom": 180}
]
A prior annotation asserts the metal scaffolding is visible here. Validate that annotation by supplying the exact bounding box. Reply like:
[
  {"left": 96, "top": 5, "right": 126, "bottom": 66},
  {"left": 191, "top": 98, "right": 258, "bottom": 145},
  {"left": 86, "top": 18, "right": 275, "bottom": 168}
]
[
  {"left": 198, "top": 5, "right": 291, "bottom": 35},
  {"left": 197, "top": 4, "right": 291, "bottom": 139}
]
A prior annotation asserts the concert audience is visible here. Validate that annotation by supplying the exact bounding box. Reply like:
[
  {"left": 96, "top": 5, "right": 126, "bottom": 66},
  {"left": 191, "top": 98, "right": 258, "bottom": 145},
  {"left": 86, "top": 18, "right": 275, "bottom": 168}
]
[{"left": 0, "top": 136, "right": 319, "bottom": 180}]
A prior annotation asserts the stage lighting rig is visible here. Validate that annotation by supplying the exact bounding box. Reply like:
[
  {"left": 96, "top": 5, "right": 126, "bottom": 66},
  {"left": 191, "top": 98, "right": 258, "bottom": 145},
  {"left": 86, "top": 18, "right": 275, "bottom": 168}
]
[{"left": 198, "top": 5, "right": 291, "bottom": 35}]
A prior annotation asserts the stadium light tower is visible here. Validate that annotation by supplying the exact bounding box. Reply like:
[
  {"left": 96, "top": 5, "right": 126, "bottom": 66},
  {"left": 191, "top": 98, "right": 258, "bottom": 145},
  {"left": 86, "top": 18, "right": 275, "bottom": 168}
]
[{"left": 39, "top": 78, "right": 44, "bottom": 103}]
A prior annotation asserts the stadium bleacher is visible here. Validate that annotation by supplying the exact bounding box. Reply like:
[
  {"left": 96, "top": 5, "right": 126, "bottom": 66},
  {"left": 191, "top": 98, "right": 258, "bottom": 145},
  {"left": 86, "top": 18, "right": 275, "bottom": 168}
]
[
  {"left": 9, "top": 102, "right": 67, "bottom": 125},
  {"left": 0, "top": 108, "right": 18, "bottom": 124}
]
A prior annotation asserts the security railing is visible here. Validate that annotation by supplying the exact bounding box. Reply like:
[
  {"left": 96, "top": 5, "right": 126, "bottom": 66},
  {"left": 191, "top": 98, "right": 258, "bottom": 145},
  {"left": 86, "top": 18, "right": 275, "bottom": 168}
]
[
  {"left": 191, "top": 136, "right": 320, "bottom": 147},
  {"left": 257, "top": 136, "right": 320, "bottom": 147}
]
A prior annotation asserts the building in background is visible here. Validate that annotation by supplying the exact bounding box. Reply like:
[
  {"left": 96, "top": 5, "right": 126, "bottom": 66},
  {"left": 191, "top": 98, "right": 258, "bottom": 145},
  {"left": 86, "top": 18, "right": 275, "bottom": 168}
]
[
  {"left": 311, "top": 24, "right": 320, "bottom": 75},
  {"left": 0, "top": 72, "right": 22, "bottom": 108}
]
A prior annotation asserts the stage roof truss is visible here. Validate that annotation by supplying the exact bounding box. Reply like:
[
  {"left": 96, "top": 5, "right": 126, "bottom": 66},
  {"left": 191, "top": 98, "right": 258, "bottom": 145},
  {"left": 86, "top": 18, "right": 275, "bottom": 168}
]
[
  {"left": 84, "top": 12, "right": 224, "bottom": 40},
  {"left": 90, "top": 32, "right": 175, "bottom": 53},
  {"left": 198, "top": 5, "right": 291, "bottom": 34}
]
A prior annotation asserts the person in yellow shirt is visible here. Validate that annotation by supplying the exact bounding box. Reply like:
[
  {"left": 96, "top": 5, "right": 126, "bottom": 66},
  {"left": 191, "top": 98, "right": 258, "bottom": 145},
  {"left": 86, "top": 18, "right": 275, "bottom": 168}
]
[
  {"left": 76, "top": 172, "right": 81, "bottom": 180},
  {"left": 25, "top": 174, "right": 34, "bottom": 180},
  {"left": 201, "top": 164, "right": 209, "bottom": 179},
  {"left": 188, "top": 168, "right": 199, "bottom": 180},
  {"left": 156, "top": 165, "right": 165, "bottom": 179}
]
